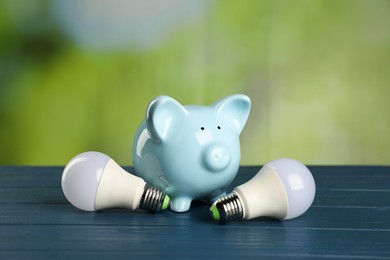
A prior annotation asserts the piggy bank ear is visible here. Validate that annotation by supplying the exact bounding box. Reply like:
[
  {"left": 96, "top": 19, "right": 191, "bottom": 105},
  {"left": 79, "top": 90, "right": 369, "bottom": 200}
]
[
  {"left": 212, "top": 94, "right": 251, "bottom": 134},
  {"left": 146, "top": 96, "right": 188, "bottom": 142}
]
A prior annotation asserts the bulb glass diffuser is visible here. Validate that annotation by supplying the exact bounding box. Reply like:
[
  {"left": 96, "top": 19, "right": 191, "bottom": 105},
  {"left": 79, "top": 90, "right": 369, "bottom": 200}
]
[
  {"left": 210, "top": 158, "right": 315, "bottom": 223},
  {"left": 62, "top": 152, "right": 170, "bottom": 212}
]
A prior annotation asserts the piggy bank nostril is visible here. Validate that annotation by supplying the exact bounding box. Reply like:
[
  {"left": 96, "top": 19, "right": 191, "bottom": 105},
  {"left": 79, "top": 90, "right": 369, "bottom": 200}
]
[
  {"left": 203, "top": 145, "right": 230, "bottom": 172},
  {"left": 212, "top": 149, "right": 221, "bottom": 160},
  {"left": 212, "top": 148, "right": 228, "bottom": 162}
]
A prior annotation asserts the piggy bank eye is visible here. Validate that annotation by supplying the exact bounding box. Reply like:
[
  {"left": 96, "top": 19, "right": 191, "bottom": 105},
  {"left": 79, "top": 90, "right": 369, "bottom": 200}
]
[
  {"left": 201, "top": 127, "right": 205, "bottom": 130},
  {"left": 217, "top": 126, "right": 221, "bottom": 130}
]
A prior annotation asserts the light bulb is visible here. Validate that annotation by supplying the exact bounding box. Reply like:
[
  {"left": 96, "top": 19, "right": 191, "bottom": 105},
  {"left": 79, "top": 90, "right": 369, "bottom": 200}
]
[
  {"left": 62, "top": 151, "right": 170, "bottom": 212},
  {"left": 210, "top": 158, "right": 315, "bottom": 223}
]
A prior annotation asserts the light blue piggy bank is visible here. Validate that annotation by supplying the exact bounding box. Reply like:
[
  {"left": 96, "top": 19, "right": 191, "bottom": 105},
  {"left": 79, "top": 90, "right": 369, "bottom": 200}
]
[{"left": 132, "top": 94, "right": 251, "bottom": 212}]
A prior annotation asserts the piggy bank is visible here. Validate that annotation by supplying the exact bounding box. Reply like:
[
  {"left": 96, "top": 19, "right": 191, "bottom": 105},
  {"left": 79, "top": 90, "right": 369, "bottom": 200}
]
[{"left": 132, "top": 94, "right": 251, "bottom": 212}]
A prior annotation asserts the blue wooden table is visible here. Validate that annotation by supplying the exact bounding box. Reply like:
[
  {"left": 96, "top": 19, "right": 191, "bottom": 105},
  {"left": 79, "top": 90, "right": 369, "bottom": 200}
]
[{"left": 0, "top": 166, "right": 389, "bottom": 259}]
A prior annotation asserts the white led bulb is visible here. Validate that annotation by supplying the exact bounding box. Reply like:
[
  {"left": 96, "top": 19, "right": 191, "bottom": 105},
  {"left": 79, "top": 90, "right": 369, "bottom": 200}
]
[
  {"left": 62, "top": 152, "right": 170, "bottom": 212},
  {"left": 210, "top": 158, "right": 316, "bottom": 222}
]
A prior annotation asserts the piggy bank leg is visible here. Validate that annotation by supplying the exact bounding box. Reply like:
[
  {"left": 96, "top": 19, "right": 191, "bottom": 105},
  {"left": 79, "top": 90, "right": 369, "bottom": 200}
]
[{"left": 170, "top": 197, "right": 192, "bottom": 212}]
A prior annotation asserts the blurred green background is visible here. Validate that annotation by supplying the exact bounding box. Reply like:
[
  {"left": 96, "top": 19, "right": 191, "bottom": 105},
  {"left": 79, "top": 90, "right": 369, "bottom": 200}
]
[{"left": 0, "top": 0, "right": 389, "bottom": 166}]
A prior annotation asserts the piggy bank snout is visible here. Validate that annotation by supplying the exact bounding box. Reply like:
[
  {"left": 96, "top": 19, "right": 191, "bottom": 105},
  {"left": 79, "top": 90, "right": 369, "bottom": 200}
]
[{"left": 203, "top": 144, "right": 231, "bottom": 172}]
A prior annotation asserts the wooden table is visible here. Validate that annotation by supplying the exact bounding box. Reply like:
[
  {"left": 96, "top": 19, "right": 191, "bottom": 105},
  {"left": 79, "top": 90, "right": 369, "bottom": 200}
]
[{"left": 1, "top": 166, "right": 389, "bottom": 259}]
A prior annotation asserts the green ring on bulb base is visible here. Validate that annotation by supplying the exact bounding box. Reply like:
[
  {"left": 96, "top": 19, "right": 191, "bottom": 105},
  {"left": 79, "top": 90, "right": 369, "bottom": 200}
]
[
  {"left": 162, "top": 195, "right": 170, "bottom": 210},
  {"left": 210, "top": 204, "right": 220, "bottom": 221}
]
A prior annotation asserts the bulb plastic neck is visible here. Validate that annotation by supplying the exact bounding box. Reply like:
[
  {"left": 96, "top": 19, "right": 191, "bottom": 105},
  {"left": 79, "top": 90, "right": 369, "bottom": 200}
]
[
  {"left": 95, "top": 159, "right": 169, "bottom": 212},
  {"left": 210, "top": 193, "right": 244, "bottom": 223},
  {"left": 210, "top": 165, "right": 288, "bottom": 223},
  {"left": 234, "top": 165, "right": 288, "bottom": 220}
]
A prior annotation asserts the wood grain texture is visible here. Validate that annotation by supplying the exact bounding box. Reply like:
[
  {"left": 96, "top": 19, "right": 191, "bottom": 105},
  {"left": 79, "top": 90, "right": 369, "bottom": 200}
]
[{"left": 0, "top": 166, "right": 389, "bottom": 259}]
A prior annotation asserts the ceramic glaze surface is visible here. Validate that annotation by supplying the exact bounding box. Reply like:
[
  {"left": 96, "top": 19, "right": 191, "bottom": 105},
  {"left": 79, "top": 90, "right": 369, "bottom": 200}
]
[{"left": 132, "top": 94, "right": 251, "bottom": 212}]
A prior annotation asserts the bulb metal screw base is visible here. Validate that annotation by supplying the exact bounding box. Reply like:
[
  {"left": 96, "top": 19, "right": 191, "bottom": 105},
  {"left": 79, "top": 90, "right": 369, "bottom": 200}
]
[
  {"left": 139, "top": 184, "right": 170, "bottom": 212},
  {"left": 210, "top": 193, "right": 244, "bottom": 223}
]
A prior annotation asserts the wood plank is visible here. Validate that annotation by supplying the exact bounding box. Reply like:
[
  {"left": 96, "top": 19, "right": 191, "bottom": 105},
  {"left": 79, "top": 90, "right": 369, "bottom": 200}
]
[
  {"left": 1, "top": 187, "right": 388, "bottom": 208},
  {"left": 0, "top": 203, "right": 388, "bottom": 230},
  {"left": 0, "top": 225, "right": 388, "bottom": 259}
]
